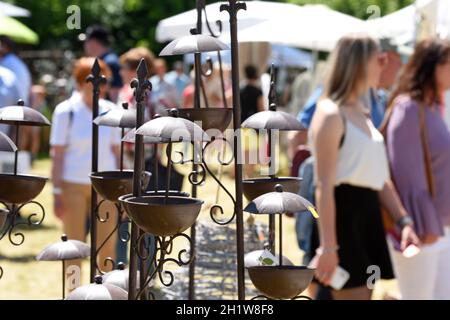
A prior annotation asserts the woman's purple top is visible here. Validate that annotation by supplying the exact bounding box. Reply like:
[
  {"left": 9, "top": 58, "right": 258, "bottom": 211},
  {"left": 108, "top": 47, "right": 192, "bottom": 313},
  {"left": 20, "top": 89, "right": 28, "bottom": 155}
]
[{"left": 386, "top": 95, "right": 450, "bottom": 238}]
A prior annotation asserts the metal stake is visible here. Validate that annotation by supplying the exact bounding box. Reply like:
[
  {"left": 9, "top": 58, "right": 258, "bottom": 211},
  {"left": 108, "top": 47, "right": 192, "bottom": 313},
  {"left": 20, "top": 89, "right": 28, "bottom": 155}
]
[
  {"left": 128, "top": 59, "right": 152, "bottom": 300},
  {"left": 87, "top": 58, "right": 107, "bottom": 282},
  {"left": 221, "top": 0, "right": 247, "bottom": 300}
]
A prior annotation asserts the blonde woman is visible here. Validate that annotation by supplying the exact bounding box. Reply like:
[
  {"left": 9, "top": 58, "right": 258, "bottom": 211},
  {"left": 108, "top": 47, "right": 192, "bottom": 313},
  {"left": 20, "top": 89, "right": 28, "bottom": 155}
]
[{"left": 310, "top": 34, "right": 419, "bottom": 300}]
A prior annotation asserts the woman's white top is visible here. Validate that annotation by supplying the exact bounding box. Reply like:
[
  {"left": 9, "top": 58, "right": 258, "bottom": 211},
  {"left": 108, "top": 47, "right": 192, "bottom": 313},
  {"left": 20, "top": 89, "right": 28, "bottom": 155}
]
[
  {"left": 50, "top": 92, "right": 121, "bottom": 185},
  {"left": 334, "top": 118, "right": 390, "bottom": 191}
]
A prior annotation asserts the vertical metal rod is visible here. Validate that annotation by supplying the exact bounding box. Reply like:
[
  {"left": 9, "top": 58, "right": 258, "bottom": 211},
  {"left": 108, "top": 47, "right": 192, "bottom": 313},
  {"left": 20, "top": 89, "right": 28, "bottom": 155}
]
[
  {"left": 154, "top": 148, "right": 159, "bottom": 191},
  {"left": 268, "top": 129, "right": 275, "bottom": 254},
  {"left": 188, "top": 0, "right": 204, "bottom": 300},
  {"left": 193, "top": 0, "right": 203, "bottom": 110},
  {"left": 128, "top": 59, "right": 151, "bottom": 300},
  {"left": 217, "top": 52, "right": 228, "bottom": 109},
  {"left": 267, "top": 71, "right": 277, "bottom": 254},
  {"left": 120, "top": 129, "right": 124, "bottom": 171},
  {"left": 165, "top": 142, "right": 172, "bottom": 204},
  {"left": 221, "top": 0, "right": 247, "bottom": 300},
  {"left": 88, "top": 59, "right": 105, "bottom": 283},
  {"left": 13, "top": 125, "right": 19, "bottom": 175},
  {"left": 279, "top": 214, "right": 283, "bottom": 267},
  {"left": 62, "top": 260, "right": 65, "bottom": 300}
]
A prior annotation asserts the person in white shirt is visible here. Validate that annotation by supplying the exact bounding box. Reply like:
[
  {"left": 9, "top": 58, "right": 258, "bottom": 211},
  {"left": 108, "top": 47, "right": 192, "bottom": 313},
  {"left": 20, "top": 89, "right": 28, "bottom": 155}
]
[{"left": 50, "top": 58, "right": 121, "bottom": 290}]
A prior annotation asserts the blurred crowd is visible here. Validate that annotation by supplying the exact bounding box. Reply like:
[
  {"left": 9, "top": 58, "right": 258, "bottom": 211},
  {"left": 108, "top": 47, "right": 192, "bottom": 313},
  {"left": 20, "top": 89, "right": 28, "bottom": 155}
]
[{"left": 1, "top": 22, "right": 450, "bottom": 300}]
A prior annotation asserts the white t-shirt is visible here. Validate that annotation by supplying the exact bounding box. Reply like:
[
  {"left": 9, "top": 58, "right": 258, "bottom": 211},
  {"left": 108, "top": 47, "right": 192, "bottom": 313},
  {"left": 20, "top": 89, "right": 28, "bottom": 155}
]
[{"left": 50, "top": 93, "right": 121, "bottom": 184}]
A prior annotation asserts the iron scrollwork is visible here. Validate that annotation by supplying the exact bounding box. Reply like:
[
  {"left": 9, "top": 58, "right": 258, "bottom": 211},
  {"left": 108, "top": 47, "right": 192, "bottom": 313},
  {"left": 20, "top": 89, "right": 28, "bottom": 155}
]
[
  {"left": 94, "top": 200, "right": 131, "bottom": 275},
  {"left": 201, "top": 137, "right": 236, "bottom": 225},
  {"left": 134, "top": 232, "right": 194, "bottom": 299},
  {"left": 0, "top": 201, "right": 46, "bottom": 246}
]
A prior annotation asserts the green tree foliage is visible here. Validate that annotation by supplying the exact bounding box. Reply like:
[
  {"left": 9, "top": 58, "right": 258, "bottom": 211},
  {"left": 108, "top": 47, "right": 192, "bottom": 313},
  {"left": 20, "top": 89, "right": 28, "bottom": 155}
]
[
  {"left": 6, "top": 0, "right": 194, "bottom": 54},
  {"left": 6, "top": 0, "right": 414, "bottom": 55}
]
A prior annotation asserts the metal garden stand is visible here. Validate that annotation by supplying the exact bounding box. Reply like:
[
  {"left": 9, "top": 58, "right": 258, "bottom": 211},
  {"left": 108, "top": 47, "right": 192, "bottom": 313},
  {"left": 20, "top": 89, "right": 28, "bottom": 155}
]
[{"left": 0, "top": 100, "right": 51, "bottom": 280}]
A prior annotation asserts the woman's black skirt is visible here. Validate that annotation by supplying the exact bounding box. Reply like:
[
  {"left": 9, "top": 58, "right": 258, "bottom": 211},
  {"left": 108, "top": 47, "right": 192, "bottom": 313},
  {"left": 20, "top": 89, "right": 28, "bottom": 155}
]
[{"left": 333, "top": 184, "right": 394, "bottom": 289}]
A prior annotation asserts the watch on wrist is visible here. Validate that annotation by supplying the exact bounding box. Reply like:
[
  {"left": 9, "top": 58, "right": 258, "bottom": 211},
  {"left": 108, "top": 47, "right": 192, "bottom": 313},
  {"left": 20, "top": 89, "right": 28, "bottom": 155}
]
[{"left": 396, "top": 215, "right": 414, "bottom": 229}]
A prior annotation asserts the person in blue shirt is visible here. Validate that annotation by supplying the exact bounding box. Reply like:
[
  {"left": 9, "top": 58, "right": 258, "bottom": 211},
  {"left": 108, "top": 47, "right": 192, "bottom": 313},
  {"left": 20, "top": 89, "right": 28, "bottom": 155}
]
[
  {"left": 0, "top": 65, "right": 20, "bottom": 136},
  {"left": 0, "top": 36, "right": 31, "bottom": 105},
  {"left": 84, "top": 25, "right": 123, "bottom": 103},
  {"left": 165, "top": 61, "right": 191, "bottom": 106}
]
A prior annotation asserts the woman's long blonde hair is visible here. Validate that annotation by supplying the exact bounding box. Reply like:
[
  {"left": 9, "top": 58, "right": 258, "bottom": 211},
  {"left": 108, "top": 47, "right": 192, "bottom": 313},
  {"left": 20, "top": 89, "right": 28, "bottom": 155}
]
[{"left": 324, "top": 34, "right": 380, "bottom": 106}]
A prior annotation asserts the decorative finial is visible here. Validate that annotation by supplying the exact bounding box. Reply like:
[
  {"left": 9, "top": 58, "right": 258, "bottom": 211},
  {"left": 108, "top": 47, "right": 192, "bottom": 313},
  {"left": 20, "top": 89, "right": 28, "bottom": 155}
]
[
  {"left": 17, "top": 99, "right": 25, "bottom": 107},
  {"left": 86, "top": 58, "right": 107, "bottom": 91},
  {"left": 220, "top": 0, "right": 247, "bottom": 15},
  {"left": 94, "top": 275, "right": 103, "bottom": 284},
  {"left": 169, "top": 108, "right": 178, "bottom": 117},
  {"left": 61, "top": 234, "right": 68, "bottom": 242},
  {"left": 117, "top": 262, "right": 125, "bottom": 271},
  {"left": 131, "top": 59, "right": 152, "bottom": 104},
  {"left": 275, "top": 184, "right": 283, "bottom": 193}
]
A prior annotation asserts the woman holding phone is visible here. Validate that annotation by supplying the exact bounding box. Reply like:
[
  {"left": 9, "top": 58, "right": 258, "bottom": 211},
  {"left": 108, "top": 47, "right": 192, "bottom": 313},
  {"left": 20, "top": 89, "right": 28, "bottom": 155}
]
[{"left": 310, "top": 34, "right": 419, "bottom": 300}]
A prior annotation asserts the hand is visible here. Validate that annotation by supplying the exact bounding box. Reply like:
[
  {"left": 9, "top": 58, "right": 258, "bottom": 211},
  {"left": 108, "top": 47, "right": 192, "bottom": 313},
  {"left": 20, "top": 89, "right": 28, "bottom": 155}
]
[
  {"left": 400, "top": 225, "right": 421, "bottom": 251},
  {"left": 53, "top": 194, "right": 65, "bottom": 220},
  {"left": 312, "top": 249, "right": 339, "bottom": 286}
]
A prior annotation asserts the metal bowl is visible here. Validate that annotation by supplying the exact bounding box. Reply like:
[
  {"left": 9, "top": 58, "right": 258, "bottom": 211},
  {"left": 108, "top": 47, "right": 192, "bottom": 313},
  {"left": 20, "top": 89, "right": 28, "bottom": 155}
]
[
  {"left": 119, "top": 190, "right": 190, "bottom": 202},
  {"left": 247, "top": 266, "right": 314, "bottom": 300},
  {"left": 119, "top": 195, "right": 203, "bottom": 237},
  {"left": 177, "top": 108, "right": 233, "bottom": 133},
  {"left": 242, "top": 177, "right": 302, "bottom": 201},
  {"left": 0, "top": 174, "right": 47, "bottom": 204},
  {"left": 90, "top": 170, "right": 151, "bottom": 203},
  {"left": 0, "top": 208, "right": 9, "bottom": 230}
]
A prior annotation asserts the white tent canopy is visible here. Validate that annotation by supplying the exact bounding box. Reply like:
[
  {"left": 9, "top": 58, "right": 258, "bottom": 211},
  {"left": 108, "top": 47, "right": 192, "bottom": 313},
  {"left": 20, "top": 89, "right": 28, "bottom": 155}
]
[
  {"left": 0, "top": 1, "right": 30, "bottom": 17},
  {"left": 219, "top": 4, "right": 366, "bottom": 52},
  {"left": 365, "top": 0, "right": 450, "bottom": 47},
  {"left": 156, "top": 1, "right": 299, "bottom": 43},
  {"left": 183, "top": 43, "right": 314, "bottom": 69},
  {"left": 365, "top": 5, "right": 417, "bottom": 46}
]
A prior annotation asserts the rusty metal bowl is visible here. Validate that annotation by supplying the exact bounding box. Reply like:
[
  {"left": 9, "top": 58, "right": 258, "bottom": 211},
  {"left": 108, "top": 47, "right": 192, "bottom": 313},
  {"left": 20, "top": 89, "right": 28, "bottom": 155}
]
[
  {"left": 119, "top": 190, "right": 190, "bottom": 202},
  {"left": 0, "top": 208, "right": 9, "bottom": 230},
  {"left": 177, "top": 108, "right": 233, "bottom": 133},
  {"left": 0, "top": 174, "right": 47, "bottom": 204},
  {"left": 242, "top": 177, "right": 302, "bottom": 201},
  {"left": 247, "top": 266, "right": 315, "bottom": 300},
  {"left": 119, "top": 195, "right": 203, "bottom": 237},
  {"left": 90, "top": 170, "right": 151, "bottom": 203},
  {"left": 144, "top": 190, "right": 190, "bottom": 198}
]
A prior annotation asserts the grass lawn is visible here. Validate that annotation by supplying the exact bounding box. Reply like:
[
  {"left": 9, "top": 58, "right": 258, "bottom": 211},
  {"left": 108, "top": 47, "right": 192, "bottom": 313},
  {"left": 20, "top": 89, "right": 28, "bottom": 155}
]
[{"left": 0, "top": 158, "right": 399, "bottom": 300}]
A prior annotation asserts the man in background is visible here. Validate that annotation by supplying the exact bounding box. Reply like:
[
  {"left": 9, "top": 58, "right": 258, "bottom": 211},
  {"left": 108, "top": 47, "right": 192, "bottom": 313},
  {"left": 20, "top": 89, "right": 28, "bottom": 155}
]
[
  {"left": 83, "top": 25, "right": 122, "bottom": 103},
  {"left": 150, "top": 59, "right": 178, "bottom": 114},
  {"left": 165, "top": 61, "right": 191, "bottom": 106}
]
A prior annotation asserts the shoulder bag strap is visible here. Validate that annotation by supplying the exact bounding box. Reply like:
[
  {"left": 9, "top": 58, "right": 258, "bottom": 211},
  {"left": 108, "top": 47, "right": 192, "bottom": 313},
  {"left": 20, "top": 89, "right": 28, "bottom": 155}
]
[{"left": 418, "top": 103, "right": 436, "bottom": 198}]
